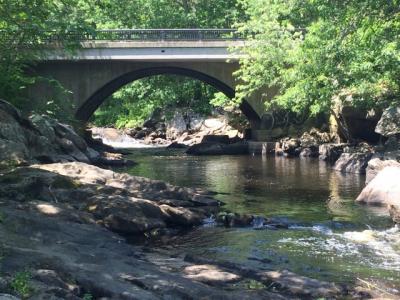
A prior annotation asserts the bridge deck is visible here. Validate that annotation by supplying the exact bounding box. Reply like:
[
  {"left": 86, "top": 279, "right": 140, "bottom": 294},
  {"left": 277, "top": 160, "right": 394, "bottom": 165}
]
[{"left": 45, "top": 40, "right": 244, "bottom": 62}]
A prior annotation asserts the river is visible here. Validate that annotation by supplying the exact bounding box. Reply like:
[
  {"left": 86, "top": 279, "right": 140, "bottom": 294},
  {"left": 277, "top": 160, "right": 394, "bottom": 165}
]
[{"left": 115, "top": 148, "right": 400, "bottom": 291}]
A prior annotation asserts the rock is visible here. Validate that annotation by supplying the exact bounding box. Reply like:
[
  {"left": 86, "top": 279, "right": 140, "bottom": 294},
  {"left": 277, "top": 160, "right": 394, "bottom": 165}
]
[
  {"left": 389, "top": 205, "right": 400, "bottom": 223},
  {"left": 340, "top": 106, "right": 382, "bottom": 143},
  {"left": 375, "top": 107, "right": 400, "bottom": 137},
  {"left": 319, "top": 143, "right": 345, "bottom": 162},
  {"left": 0, "top": 295, "right": 20, "bottom": 300},
  {"left": 187, "top": 113, "right": 204, "bottom": 131},
  {"left": 365, "top": 158, "right": 400, "bottom": 184},
  {"left": 167, "top": 142, "right": 188, "bottom": 149},
  {"left": 186, "top": 142, "right": 248, "bottom": 156},
  {"left": 274, "top": 142, "right": 284, "bottom": 156},
  {"left": 186, "top": 143, "right": 224, "bottom": 155},
  {"left": 0, "top": 206, "right": 269, "bottom": 300},
  {"left": 201, "top": 135, "right": 230, "bottom": 144},
  {"left": 184, "top": 256, "right": 343, "bottom": 299},
  {"left": 203, "top": 118, "right": 225, "bottom": 130},
  {"left": 216, "top": 212, "right": 253, "bottom": 227},
  {"left": 281, "top": 138, "right": 301, "bottom": 157},
  {"left": 166, "top": 111, "right": 187, "bottom": 140},
  {"left": 221, "top": 142, "right": 249, "bottom": 155},
  {"left": 259, "top": 269, "right": 343, "bottom": 298},
  {"left": 0, "top": 100, "right": 101, "bottom": 166},
  {"left": 356, "top": 166, "right": 400, "bottom": 206},
  {"left": 183, "top": 265, "right": 240, "bottom": 285},
  {"left": 0, "top": 139, "right": 29, "bottom": 167},
  {"left": 384, "top": 136, "right": 400, "bottom": 152},
  {"left": 0, "top": 162, "right": 217, "bottom": 235},
  {"left": 226, "top": 129, "right": 239, "bottom": 139},
  {"left": 333, "top": 152, "right": 373, "bottom": 174},
  {"left": 299, "top": 146, "right": 319, "bottom": 158},
  {"left": 300, "top": 128, "right": 331, "bottom": 148}
]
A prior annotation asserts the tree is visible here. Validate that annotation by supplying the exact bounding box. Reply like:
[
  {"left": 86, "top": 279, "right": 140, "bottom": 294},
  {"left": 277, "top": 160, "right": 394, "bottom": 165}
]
[
  {"left": 235, "top": 0, "right": 400, "bottom": 117},
  {"left": 0, "top": 0, "right": 91, "bottom": 117}
]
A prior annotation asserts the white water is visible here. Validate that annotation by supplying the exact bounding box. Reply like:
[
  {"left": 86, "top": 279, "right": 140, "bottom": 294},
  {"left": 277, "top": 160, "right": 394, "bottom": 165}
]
[
  {"left": 92, "top": 128, "right": 165, "bottom": 149},
  {"left": 282, "top": 225, "right": 400, "bottom": 271}
]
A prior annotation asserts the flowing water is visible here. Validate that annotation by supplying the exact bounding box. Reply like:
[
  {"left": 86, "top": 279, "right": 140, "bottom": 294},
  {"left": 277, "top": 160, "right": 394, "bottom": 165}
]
[{"left": 117, "top": 148, "right": 400, "bottom": 289}]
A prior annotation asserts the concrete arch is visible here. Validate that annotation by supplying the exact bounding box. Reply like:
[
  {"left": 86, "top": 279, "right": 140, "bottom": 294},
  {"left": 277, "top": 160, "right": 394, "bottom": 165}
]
[{"left": 75, "top": 66, "right": 260, "bottom": 123}]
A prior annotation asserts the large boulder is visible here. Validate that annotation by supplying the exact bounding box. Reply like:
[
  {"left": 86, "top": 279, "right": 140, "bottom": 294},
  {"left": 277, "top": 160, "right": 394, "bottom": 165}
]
[
  {"left": 299, "top": 146, "right": 319, "bottom": 158},
  {"left": 375, "top": 107, "right": 400, "bottom": 137},
  {"left": 186, "top": 143, "right": 224, "bottom": 155},
  {"left": 201, "top": 135, "right": 230, "bottom": 144},
  {"left": 356, "top": 166, "right": 400, "bottom": 207},
  {"left": 186, "top": 142, "right": 248, "bottom": 155},
  {"left": 365, "top": 158, "right": 400, "bottom": 184},
  {"left": 319, "top": 144, "right": 345, "bottom": 162},
  {"left": 0, "top": 100, "right": 100, "bottom": 166},
  {"left": 166, "top": 111, "right": 187, "bottom": 140},
  {"left": 300, "top": 128, "right": 331, "bottom": 148},
  {"left": 0, "top": 162, "right": 219, "bottom": 235},
  {"left": 333, "top": 152, "right": 373, "bottom": 174},
  {"left": 281, "top": 138, "right": 301, "bottom": 157}
]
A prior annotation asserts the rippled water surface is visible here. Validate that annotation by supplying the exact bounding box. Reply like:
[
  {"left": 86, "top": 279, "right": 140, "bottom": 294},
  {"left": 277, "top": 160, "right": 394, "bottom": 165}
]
[{"left": 120, "top": 148, "right": 400, "bottom": 288}]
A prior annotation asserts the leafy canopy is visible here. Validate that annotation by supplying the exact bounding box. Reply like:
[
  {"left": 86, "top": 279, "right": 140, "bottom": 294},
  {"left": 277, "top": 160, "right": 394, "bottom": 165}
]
[{"left": 235, "top": 0, "right": 400, "bottom": 115}]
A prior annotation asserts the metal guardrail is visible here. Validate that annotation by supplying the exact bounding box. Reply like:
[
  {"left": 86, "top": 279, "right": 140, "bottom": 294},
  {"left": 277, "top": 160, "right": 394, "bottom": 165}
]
[{"left": 44, "top": 29, "right": 242, "bottom": 42}]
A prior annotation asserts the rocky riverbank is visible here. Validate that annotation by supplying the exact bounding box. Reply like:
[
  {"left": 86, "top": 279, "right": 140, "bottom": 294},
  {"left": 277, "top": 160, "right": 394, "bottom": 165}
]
[
  {"left": 1, "top": 99, "right": 399, "bottom": 299},
  {"left": 0, "top": 162, "right": 385, "bottom": 300},
  {"left": 91, "top": 108, "right": 245, "bottom": 149}
]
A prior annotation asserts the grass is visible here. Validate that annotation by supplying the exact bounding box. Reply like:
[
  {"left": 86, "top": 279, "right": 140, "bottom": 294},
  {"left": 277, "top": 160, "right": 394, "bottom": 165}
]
[
  {"left": 82, "top": 292, "right": 93, "bottom": 300},
  {"left": 10, "top": 270, "right": 33, "bottom": 299}
]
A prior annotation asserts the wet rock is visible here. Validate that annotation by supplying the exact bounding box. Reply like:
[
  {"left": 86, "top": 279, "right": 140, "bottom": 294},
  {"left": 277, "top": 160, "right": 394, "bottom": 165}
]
[
  {"left": 186, "top": 142, "right": 224, "bottom": 155},
  {"left": 375, "top": 107, "right": 400, "bottom": 137},
  {"left": 201, "top": 135, "right": 230, "bottom": 144},
  {"left": 217, "top": 212, "right": 254, "bottom": 227},
  {"left": 279, "top": 138, "right": 301, "bottom": 157},
  {"left": 222, "top": 142, "right": 249, "bottom": 155},
  {"left": 186, "top": 142, "right": 248, "bottom": 156},
  {"left": 299, "top": 146, "right": 319, "bottom": 158},
  {"left": 167, "top": 142, "right": 188, "bottom": 149},
  {"left": 333, "top": 152, "right": 373, "bottom": 174},
  {"left": 319, "top": 143, "right": 345, "bottom": 162}
]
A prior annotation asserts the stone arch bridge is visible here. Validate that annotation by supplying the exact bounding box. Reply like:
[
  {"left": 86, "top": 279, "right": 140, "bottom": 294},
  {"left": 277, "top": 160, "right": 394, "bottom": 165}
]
[{"left": 28, "top": 29, "right": 275, "bottom": 139}]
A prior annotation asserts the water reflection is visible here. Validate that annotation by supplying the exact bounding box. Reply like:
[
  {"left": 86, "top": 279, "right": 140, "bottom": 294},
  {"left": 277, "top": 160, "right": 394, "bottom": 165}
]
[{"left": 123, "top": 150, "right": 399, "bottom": 286}]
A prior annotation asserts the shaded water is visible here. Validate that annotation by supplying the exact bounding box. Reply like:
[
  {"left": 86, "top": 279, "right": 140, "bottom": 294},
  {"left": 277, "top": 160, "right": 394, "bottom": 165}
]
[{"left": 120, "top": 148, "right": 400, "bottom": 288}]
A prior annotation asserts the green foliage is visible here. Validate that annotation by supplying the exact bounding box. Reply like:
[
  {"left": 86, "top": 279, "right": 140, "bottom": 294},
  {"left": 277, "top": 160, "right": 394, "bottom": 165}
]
[
  {"left": 0, "top": 0, "right": 245, "bottom": 123},
  {"left": 0, "top": 0, "right": 91, "bottom": 119},
  {"left": 82, "top": 293, "right": 93, "bottom": 300},
  {"left": 80, "top": 0, "right": 243, "bottom": 29},
  {"left": 235, "top": 0, "right": 400, "bottom": 115},
  {"left": 88, "top": 0, "right": 244, "bottom": 128},
  {"left": 91, "top": 75, "right": 229, "bottom": 128},
  {"left": 10, "top": 271, "right": 33, "bottom": 299}
]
